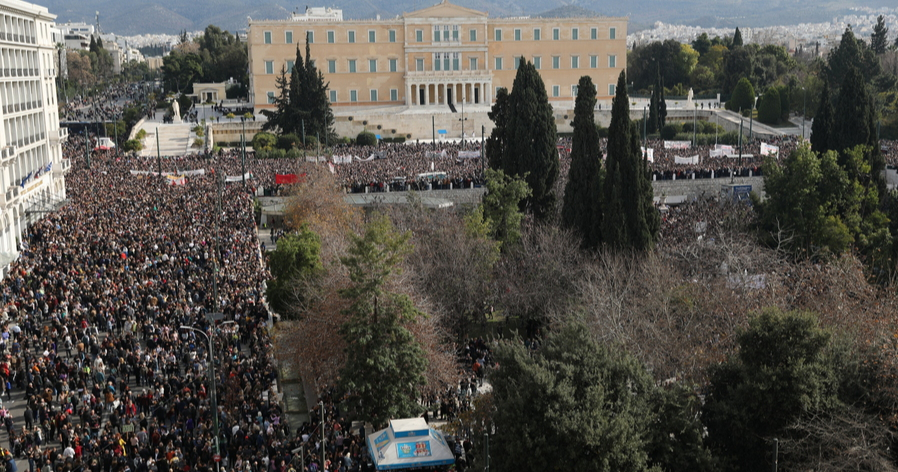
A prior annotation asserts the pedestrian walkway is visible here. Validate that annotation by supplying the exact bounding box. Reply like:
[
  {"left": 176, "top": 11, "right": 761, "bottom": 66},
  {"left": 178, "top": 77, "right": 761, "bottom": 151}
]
[{"left": 138, "top": 124, "right": 194, "bottom": 157}]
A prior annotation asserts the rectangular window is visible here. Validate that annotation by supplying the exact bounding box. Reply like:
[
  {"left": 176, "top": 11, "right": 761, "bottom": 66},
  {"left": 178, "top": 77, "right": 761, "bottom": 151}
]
[
  {"left": 552, "top": 85, "right": 559, "bottom": 97},
  {"left": 263, "top": 31, "right": 271, "bottom": 44},
  {"left": 389, "top": 58, "right": 397, "bottom": 72},
  {"left": 370, "top": 89, "right": 377, "bottom": 102},
  {"left": 327, "top": 31, "right": 335, "bottom": 43},
  {"left": 552, "top": 28, "right": 559, "bottom": 40},
  {"left": 452, "top": 26, "right": 459, "bottom": 41},
  {"left": 452, "top": 53, "right": 459, "bottom": 70},
  {"left": 494, "top": 28, "right": 501, "bottom": 41},
  {"left": 348, "top": 31, "right": 355, "bottom": 43},
  {"left": 444, "top": 53, "right": 450, "bottom": 70},
  {"left": 443, "top": 26, "right": 450, "bottom": 41},
  {"left": 368, "top": 30, "right": 375, "bottom": 43},
  {"left": 350, "top": 90, "right": 357, "bottom": 102},
  {"left": 608, "top": 55, "right": 617, "bottom": 68},
  {"left": 329, "top": 90, "right": 337, "bottom": 102},
  {"left": 514, "top": 57, "right": 521, "bottom": 69},
  {"left": 533, "top": 56, "right": 541, "bottom": 69},
  {"left": 552, "top": 56, "right": 559, "bottom": 69},
  {"left": 286, "top": 60, "right": 295, "bottom": 73},
  {"left": 533, "top": 28, "right": 541, "bottom": 41},
  {"left": 416, "top": 29, "right": 423, "bottom": 42},
  {"left": 572, "top": 28, "right": 579, "bottom": 40},
  {"left": 571, "top": 56, "right": 579, "bottom": 68},
  {"left": 285, "top": 31, "right": 293, "bottom": 44},
  {"left": 433, "top": 26, "right": 440, "bottom": 42},
  {"left": 609, "top": 27, "right": 616, "bottom": 39},
  {"left": 389, "top": 30, "right": 396, "bottom": 42},
  {"left": 495, "top": 57, "right": 502, "bottom": 70},
  {"left": 470, "top": 29, "right": 477, "bottom": 41},
  {"left": 608, "top": 84, "right": 616, "bottom": 96},
  {"left": 369, "top": 59, "right": 377, "bottom": 72},
  {"left": 572, "top": 84, "right": 579, "bottom": 97},
  {"left": 590, "top": 55, "right": 597, "bottom": 68},
  {"left": 267, "top": 91, "right": 276, "bottom": 103},
  {"left": 469, "top": 57, "right": 477, "bottom": 70},
  {"left": 434, "top": 53, "right": 441, "bottom": 71},
  {"left": 514, "top": 28, "right": 521, "bottom": 41},
  {"left": 416, "top": 58, "right": 424, "bottom": 71},
  {"left": 591, "top": 27, "right": 597, "bottom": 40},
  {"left": 348, "top": 59, "right": 356, "bottom": 73},
  {"left": 306, "top": 31, "right": 313, "bottom": 43},
  {"left": 327, "top": 60, "right": 336, "bottom": 73},
  {"left": 390, "top": 89, "right": 398, "bottom": 101},
  {"left": 264, "top": 61, "right": 273, "bottom": 74}
]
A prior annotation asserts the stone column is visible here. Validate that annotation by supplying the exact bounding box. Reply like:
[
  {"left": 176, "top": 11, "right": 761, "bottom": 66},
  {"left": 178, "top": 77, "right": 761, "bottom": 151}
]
[
  {"left": 424, "top": 83, "right": 430, "bottom": 105},
  {"left": 408, "top": 83, "right": 414, "bottom": 105}
]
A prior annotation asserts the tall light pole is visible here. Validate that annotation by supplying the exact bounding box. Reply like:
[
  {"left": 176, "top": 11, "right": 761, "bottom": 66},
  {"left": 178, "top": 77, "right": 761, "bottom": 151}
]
[
  {"left": 801, "top": 87, "right": 807, "bottom": 140},
  {"left": 749, "top": 95, "right": 758, "bottom": 140},
  {"left": 180, "top": 325, "right": 222, "bottom": 472},
  {"left": 692, "top": 103, "right": 697, "bottom": 148},
  {"left": 459, "top": 98, "right": 467, "bottom": 144},
  {"left": 241, "top": 120, "right": 247, "bottom": 187},
  {"left": 642, "top": 105, "right": 648, "bottom": 150}
]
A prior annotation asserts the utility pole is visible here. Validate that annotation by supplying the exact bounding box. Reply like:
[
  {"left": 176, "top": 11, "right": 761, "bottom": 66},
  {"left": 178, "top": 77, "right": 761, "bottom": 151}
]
[
  {"left": 85, "top": 131, "right": 91, "bottom": 169},
  {"left": 481, "top": 124, "right": 485, "bottom": 179},
  {"left": 432, "top": 116, "right": 436, "bottom": 150},
  {"left": 156, "top": 128, "right": 162, "bottom": 176},
  {"left": 241, "top": 120, "right": 246, "bottom": 187},
  {"left": 802, "top": 87, "right": 807, "bottom": 140},
  {"left": 320, "top": 401, "right": 326, "bottom": 471}
]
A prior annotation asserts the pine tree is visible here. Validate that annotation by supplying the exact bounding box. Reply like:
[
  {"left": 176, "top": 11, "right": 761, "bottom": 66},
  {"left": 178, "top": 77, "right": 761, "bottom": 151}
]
[
  {"left": 603, "top": 71, "right": 659, "bottom": 251},
  {"left": 338, "top": 215, "right": 428, "bottom": 428},
  {"left": 562, "top": 76, "right": 603, "bottom": 248},
  {"left": 261, "top": 35, "right": 334, "bottom": 140},
  {"left": 810, "top": 81, "right": 834, "bottom": 153},
  {"left": 732, "top": 27, "right": 743, "bottom": 48},
  {"left": 871, "top": 15, "right": 889, "bottom": 55},
  {"left": 659, "top": 73, "right": 667, "bottom": 128},
  {"left": 648, "top": 83, "right": 659, "bottom": 134},
  {"left": 493, "top": 59, "right": 558, "bottom": 220},
  {"left": 834, "top": 66, "right": 885, "bottom": 192}
]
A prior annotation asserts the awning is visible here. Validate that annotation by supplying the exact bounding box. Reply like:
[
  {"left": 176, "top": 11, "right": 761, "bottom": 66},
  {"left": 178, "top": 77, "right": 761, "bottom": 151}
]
[{"left": 366, "top": 418, "right": 455, "bottom": 470}]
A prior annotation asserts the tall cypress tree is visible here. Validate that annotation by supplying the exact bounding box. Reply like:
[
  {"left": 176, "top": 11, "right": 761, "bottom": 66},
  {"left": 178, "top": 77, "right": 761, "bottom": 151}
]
[
  {"left": 732, "top": 27, "right": 743, "bottom": 48},
  {"left": 648, "top": 84, "right": 659, "bottom": 134},
  {"left": 659, "top": 74, "right": 667, "bottom": 127},
  {"left": 834, "top": 66, "right": 885, "bottom": 193},
  {"left": 486, "top": 88, "right": 510, "bottom": 170},
  {"left": 871, "top": 15, "right": 889, "bottom": 55},
  {"left": 497, "top": 59, "right": 558, "bottom": 220},
  {"left": 562, "top": 76, "right": 603, "bottom": 248},
  {"left": 603, "top": 71, "right": 659, "bottom": 251},
  {"left": 810, "top": 81, "right": 834, "bottom": 154}
]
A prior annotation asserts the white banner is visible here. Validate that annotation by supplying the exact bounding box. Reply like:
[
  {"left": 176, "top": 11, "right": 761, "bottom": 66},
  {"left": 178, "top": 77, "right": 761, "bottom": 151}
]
[
  {"left": 178, "top": 169, "right": 206, "bottom": 176},
  {"left": 715, "top": 144, "right": 735, "bottom": 154},
  {"left": 426, "top": 150, "right": 448, "bottom": 159},
  {"left": 664, "top": 140, "right": 691, "bottom": 150},
  {"left": 354, "top": 154, "right": 376, "bottom": 162},
  {"left": 225, "top": 172, "right": 253, "bottom": 182},
  {"left": 709, "top": 149, "right": 726, "bottom": 158},
  {"left": 332, "top": 155, "right": 352, "bottom": 164},
  {"left": 674, "top": 155, "right": 700, "bottom": 165},
  {"left": 640, "top": 147, "right": 654, "bottom": 162},
  {"left": 305, "top": 156, "right": 327, "bottom": 163},
  {"left": 760, "top": 143, "right": 779, "bottom": 156},
  {"left": 457, "top": 151, "right": 481, "bottom": 159}
]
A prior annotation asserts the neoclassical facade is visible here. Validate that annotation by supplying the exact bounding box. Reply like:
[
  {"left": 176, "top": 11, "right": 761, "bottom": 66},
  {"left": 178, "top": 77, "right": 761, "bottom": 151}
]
[
  {"left": 0, "top": 0, "right": 69, "bottom": 277},
  {"left": 248, "top": 1, "right": 627, "bottom": 112}
]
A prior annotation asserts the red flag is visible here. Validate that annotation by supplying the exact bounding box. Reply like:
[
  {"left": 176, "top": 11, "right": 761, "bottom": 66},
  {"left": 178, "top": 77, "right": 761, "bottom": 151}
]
[{"left": 275, "top": 174, "right": 298, "bottom": 184}]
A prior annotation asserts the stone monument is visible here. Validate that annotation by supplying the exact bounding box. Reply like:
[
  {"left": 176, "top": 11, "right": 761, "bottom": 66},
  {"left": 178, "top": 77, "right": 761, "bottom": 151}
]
[{"left": 172, "top": 100, "right": 182, "bottom": 123}]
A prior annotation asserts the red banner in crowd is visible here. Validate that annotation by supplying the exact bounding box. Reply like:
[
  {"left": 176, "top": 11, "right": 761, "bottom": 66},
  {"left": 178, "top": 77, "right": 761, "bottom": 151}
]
[{"left": 275, "top": 174, "right": 298, "bottom": 184}]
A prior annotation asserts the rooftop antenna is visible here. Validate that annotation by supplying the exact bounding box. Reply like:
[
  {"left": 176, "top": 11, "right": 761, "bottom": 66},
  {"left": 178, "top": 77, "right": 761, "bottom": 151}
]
[{"left": 95, "top": 11, "right": 101, "bottom": 37}]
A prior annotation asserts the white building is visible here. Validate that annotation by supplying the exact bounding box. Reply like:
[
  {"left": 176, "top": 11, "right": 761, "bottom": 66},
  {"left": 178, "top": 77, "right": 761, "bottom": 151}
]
[{"left": 0, "top": 0, "right": 70, "bottom": 277}]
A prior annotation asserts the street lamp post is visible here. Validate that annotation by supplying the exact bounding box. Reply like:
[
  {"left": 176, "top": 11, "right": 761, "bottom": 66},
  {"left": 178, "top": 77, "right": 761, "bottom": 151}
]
[
  {"left": 749, "top": 95, "right": 758, "bottom": 140},
  {"left": 802, "top": 87, "right": 807, "bottom": 140},
  {"left": 459, "top": 99, "right": 467, "bottom": 144},
  {"left": 180, "top": 325, "right": 222, "bottom": 472},
  {"left": 693, "top": 103, "right": 697, "bottom": 148},
  {"left": 241, "top": 120, "right": 247, "bottom": 187}
]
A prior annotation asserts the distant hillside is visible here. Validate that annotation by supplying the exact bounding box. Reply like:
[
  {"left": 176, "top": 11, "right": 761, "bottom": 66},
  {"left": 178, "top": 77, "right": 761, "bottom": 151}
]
[{"left": 42, "top": 0, "right": 896, "bottom": 35}]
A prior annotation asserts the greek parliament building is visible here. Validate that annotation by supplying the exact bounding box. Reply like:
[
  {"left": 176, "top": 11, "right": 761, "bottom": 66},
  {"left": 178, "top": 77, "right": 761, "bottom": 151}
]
[
  {"left": 0, "top": 0, "right": 69, "bottom": 277},
  {"left": 247, "top": 0, "right": 627, "bottom": 113}
]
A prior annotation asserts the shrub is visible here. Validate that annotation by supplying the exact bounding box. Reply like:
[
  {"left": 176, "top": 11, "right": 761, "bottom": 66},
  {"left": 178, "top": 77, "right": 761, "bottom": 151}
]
[
  {"left": 252, "top": 132, "right": 277, "bottom": 152},
  {"left": 356, "top": 131, "right": 377, "bottom": 146},
  {"left": 192, "top": 138, "right": 205, "bottom": 148},
  {"left": 757, "top": 88, "right": 781, "bottom": 125},
  {"left": 304, "top": 135, "right": 318, "bottom": 147},
  {"left": 122, "top": 139, "right": 143, "bottom": 152},
  {"left": 392, "top": 136, "right": 406, "bottom": 143},
  {"left": 286, "top": 148, "right": 303, "bottom": 159},
  {"left": 727, "top": 77, "right": 756, "bottom": 113},
  {"left": 277, "top": 133, "right": 302, "bottom": 150},
  {"left": 192, "top": 125, "right": 205, "bottom": 137},
  {"left": 660, "top": 123, "right": 682, "bottom": 140},
  {"left": 135, "top": 129, "right": 147, "bottom": 140}
]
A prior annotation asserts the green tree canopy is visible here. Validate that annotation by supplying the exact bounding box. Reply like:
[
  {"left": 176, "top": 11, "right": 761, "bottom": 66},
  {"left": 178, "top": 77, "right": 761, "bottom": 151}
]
[
  {"left": 488, "top": 59, "right": 558, "bottom": 219},
  {"left": 827, "top": 26, "right": 880, "bottom": 91},
  {"left": 703, "top": 308, "right": 839, "bottom": 471},
  {"left": 338, "top": 215, "right": 428, "bottom": 428},
  {"left": 482, "top": 168, "right": 531, "bottom": 251},
  {"left": 810, "top": 81, "right": 834, "bottom": 154},
  {"left": 726, "top": 77, "right": 755, "bottom": 113},
  {"left": 732, "top": 27, "right": 743, "bottom": 47},
  {"left": 602, "top": 71, "right": 659, "bottom": 251},
  {"left": 756, "top": 87, "right": 781, "bottom": 124},
  {"left": 261, "top": 35, "right": 335, "bottom": 140},
  {"left": 562, "top": 76, "right": 604, "bottom": 248},
  {"left": 264, "top": 227, "right": 323, "bottom": 315}
]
